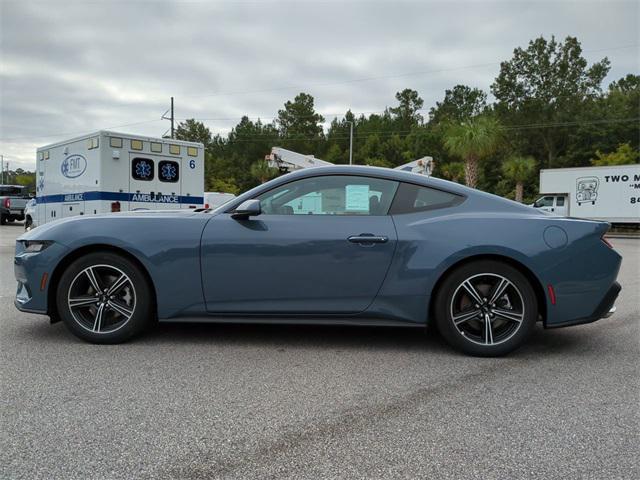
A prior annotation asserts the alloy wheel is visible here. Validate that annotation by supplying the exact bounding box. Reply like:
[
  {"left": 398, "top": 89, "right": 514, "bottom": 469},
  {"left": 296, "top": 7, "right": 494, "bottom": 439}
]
[
  {"left": 449, "top": 273, "right": 525, "bottom": 346},
  {"left": 67, "top": 264, "right": 136, "bottom": 334}
]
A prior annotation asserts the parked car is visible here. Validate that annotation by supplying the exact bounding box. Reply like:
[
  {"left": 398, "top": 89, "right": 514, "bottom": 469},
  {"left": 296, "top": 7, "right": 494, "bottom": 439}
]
[
  {"left": 0, "top": 185, "right": 30, "bottom": 225},
  {"left": 14, "top": 166, "right": 621, "bottom": 356},
  {"left": 24, "top": 198, "right": 37, "bottom": 230}
]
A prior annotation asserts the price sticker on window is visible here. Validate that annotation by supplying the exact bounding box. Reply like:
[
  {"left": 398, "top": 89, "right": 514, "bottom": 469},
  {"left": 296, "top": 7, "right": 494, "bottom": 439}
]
[{"left": 345, "top": 184, "right": 370, "bottom": 212}]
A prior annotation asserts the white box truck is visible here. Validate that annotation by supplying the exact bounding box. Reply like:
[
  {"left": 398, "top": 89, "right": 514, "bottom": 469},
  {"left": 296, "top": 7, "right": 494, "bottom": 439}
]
[
  {"left": 36, "top": 131, "right": 204, "bottom": 226},
  {"left": 533, "top": 164, "right": 640, "bottom": 224}
]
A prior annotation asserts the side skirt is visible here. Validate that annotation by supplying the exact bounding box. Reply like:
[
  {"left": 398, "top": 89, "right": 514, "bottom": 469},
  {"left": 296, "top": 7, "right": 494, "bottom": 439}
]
[{"left": 158, "top": 316, "right": 424, "bottom": 328}]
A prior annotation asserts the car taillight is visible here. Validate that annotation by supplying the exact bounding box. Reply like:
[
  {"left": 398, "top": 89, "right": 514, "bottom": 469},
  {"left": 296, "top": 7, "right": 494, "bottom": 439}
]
[
  {"left": 111, "top": 201, "right": 121, "bottom": 213},
  {"left": 3, "top": 198, "right": 10, "bottom": 208},
  {"left": 204, "top": 203, "right": 209, "bottom": 209},
  {"left": 601, "top": 236, "right": 614, "bottom": 249}
]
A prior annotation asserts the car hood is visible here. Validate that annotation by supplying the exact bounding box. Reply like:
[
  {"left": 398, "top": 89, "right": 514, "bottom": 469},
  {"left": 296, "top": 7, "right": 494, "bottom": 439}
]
[{"left": 19, "top": 209, "right": 207, "bottom": 242}]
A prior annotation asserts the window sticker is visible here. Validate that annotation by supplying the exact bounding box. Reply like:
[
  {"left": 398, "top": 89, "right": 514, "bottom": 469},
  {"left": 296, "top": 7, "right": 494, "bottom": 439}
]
[
  {"left": 345, "top": 184, "right": 370, "bottom": 212},
  {"left": 132, "top": 158, "right": 154, "bottom": 181},
  {"left": 159, "top": 160, "right": 179, "bottom": 183}
]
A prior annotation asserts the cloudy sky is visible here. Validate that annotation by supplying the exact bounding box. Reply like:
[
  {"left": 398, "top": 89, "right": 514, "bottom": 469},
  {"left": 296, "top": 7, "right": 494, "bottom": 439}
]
[{"left": 1, "top": 0, "right": 638, "bottom": 170}]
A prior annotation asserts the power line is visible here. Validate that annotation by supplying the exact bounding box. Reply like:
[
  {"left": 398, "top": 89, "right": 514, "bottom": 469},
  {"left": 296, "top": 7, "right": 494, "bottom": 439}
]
[
  {"left": 4, "top": 43, "right": 636, "bottom": 125},
  {"left": 216, "top": 117, "right": 640, "bottom": 143},
  {"left": 174, "top": 83, "right": 635, "bottom": 126},
  {"left": 173, "top": 108, "right": 405, "bottom": 122},
  {"left": 3, "top": 43, "right": 636, "bottom": 139},
  {"left": 0, "top": 119, "right": 163, "bottom": 142},
  {"left": 181, "top": 44, "right": 638, "bottom": 99}
]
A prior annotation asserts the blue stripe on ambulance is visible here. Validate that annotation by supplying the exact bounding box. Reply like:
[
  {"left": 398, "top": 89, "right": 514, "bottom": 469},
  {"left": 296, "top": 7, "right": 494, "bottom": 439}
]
[{"left": 37, "top": 192, "right": 204, "bottom": 205}]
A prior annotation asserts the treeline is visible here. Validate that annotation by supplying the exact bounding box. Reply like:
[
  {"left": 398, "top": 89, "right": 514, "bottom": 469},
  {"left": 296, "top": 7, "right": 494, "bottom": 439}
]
[
  {"left": 1, "top": 168, "right": 35, "bottom": 190},
  {"left": 174, "top": 36, "right": 637, "bottom": 202}
]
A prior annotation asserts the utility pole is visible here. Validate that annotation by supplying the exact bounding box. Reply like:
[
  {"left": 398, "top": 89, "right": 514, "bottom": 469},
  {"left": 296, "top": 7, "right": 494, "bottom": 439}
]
[
  {"left": 349, "top": 121, "right": 353, "bottom": 165},
  {"left": 345, "top": 121, "right": 354, "bottom": 165},
  {"left": 170, "top": 96, "right": 175, "bottom": 139},
  {"left": 161, "top": 97, "right": 175, "bottom": 139}
]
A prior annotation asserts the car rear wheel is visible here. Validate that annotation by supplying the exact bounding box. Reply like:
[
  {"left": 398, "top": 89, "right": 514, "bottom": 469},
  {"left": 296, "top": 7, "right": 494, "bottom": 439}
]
[
  {"left": 56, "top": 252, "right": 153, "bottom": 343},
  {"left": 434, "top": 260, "right": 538, "bottom": 356}
]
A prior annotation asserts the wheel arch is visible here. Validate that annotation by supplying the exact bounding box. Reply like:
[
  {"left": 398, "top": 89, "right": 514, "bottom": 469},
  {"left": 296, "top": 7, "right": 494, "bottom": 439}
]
[
  {"left": 428, "top": 253, "right": 547, "bottom": 326},
  {"left": 47, "top": 244, "right": 158, "bottom": 322}
]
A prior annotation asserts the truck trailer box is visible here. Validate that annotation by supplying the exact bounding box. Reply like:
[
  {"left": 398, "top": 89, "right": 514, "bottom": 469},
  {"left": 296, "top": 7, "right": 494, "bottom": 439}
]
[
  {"left": 535, "top": 164, "right": 640, "bottom": 224},
  {"left": 36, "top": 131, "right": 204, "bottom": 226}
]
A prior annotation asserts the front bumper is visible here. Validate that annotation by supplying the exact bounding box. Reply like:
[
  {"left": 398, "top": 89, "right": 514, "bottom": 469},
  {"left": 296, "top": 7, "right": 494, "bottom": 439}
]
[
  {"left": 14, "top": 241, "right": 70, "bottom": 315},
  {"left": 546, "top": 281, "right": 621, "bottom": 329}
]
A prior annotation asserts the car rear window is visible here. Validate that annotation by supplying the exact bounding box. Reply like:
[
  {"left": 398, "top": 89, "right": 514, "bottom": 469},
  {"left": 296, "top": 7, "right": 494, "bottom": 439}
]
[
  {"left": 0, "top": 186, "right": 25, "bottom": 196},
  {"left": 389, "top": 182, "right": 463, "bottom": 214}
]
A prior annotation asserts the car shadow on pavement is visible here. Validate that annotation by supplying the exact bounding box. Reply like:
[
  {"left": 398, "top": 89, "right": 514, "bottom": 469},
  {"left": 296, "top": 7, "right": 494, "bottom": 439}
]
[
  {"left": 11, "top": 316, "right": 607, "bottom": 358},
  {"left": 146, "top": 321, "right": 448, "bottom": 354}
]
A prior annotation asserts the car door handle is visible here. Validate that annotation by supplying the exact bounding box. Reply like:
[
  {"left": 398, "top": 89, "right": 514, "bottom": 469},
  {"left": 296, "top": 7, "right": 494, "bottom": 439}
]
[{"left": 348, "top": 234, "right": 388, "bottom": 244}]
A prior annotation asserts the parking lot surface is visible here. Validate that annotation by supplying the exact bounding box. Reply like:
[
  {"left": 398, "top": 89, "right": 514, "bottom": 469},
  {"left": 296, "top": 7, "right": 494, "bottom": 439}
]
[{"left": 1, "top": 222, "right": 638, "bottom": 480}]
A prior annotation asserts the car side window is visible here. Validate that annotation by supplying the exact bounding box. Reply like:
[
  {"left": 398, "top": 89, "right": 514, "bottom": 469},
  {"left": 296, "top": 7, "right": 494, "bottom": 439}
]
[
  {"left": 389, "top": 182, "right": 463, "bottom": 214},
  {"left": 556, "top": 196, "right": 565, "bottom": 207},
  {"left": 256, "top": 175, "right": 399, "bottom": 216}
]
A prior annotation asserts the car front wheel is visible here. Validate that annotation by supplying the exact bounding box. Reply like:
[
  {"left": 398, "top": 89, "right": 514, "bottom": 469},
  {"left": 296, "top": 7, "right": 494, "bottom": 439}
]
[
  {"left": 56, "top": 252, "right": 153, "bottom": 343},
  {"left": 435, "top": 260, "right": 538, "bottom": 356}
]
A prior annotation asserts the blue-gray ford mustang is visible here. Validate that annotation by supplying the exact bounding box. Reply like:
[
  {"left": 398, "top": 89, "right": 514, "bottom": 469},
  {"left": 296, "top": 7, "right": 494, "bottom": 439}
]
[{"left": 14, "top": 166, "right": 621, "bottom": 356}]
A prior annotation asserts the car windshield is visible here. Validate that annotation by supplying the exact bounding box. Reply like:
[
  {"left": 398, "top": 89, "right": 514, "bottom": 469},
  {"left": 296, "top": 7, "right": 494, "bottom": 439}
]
[{"left": 534, "top": 197, "right": 554, "bottom": 207}]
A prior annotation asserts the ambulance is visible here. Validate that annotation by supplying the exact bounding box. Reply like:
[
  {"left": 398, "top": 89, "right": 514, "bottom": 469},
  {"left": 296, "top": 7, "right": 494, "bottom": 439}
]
[{"left": 35, "top": 131, "right": 204, "bottom": 226}]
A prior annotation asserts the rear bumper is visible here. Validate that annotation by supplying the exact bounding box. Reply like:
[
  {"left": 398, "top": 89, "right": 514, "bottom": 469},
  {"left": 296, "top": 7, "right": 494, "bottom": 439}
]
[{"left": 545, "top": 281, "right": 621, "bottom": 329}]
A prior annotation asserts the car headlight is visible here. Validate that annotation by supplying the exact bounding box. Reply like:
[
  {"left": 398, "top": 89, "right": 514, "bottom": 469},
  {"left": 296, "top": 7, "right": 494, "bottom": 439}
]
[{"left": 21, "top": 240, "right": 52, "bottom": 253}]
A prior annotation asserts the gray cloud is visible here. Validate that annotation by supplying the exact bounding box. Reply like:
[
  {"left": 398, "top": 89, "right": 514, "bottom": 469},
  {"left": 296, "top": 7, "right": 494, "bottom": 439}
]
[{"left": 1, "top": 0, "right": 638, "bottom": 169}]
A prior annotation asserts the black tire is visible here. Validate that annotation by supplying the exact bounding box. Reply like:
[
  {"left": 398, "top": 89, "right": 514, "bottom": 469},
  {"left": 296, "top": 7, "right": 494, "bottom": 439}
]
[
  {"left": 25, "top": 216, "right": 32, "bottom": 230},
  {"left": 0, "top": 214, "right": 5, "bottom": 225},
  {"left": 56, "top": 251, "right": 154, "bottom": 344},
  {"left": 434, "top": 260, "right": 538, "bottom": 357}
]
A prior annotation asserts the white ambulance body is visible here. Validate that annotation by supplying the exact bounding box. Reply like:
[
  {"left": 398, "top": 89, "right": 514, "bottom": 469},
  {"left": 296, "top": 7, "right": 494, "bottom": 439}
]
[{"left": 36, "top": 131, "right": 204, "bottom": 226}]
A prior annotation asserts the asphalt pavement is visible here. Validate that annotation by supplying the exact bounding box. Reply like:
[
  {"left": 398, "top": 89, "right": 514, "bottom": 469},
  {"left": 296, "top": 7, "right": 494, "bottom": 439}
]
[{"left": 1, "top": 222, "right": 638, "bottom": 480}]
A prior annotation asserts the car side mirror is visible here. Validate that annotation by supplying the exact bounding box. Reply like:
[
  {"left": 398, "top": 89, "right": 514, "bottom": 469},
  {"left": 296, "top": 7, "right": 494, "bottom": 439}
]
[{"left": 231, "top": 199, "right": 261, "bottom": 220}]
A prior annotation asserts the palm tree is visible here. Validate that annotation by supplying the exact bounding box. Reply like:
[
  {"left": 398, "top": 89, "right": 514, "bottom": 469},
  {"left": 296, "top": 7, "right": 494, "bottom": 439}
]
[
  {"left": 250, "top": 160, "right": 279, "bottom": 184},
  {"left": 502, "top": 156, "right": 536, "bottom": 202},
  {"left": 443, "top": 116, "right": 502, "bottom": 188},
  {"left": 439, "top": 162, "right": 465, "bottom": 183}
]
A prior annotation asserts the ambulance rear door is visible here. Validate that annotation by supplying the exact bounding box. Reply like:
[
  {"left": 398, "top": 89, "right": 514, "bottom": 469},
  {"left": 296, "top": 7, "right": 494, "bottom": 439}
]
[{"left": 129, "top": 154, "right": 181, "bottom": 210}]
